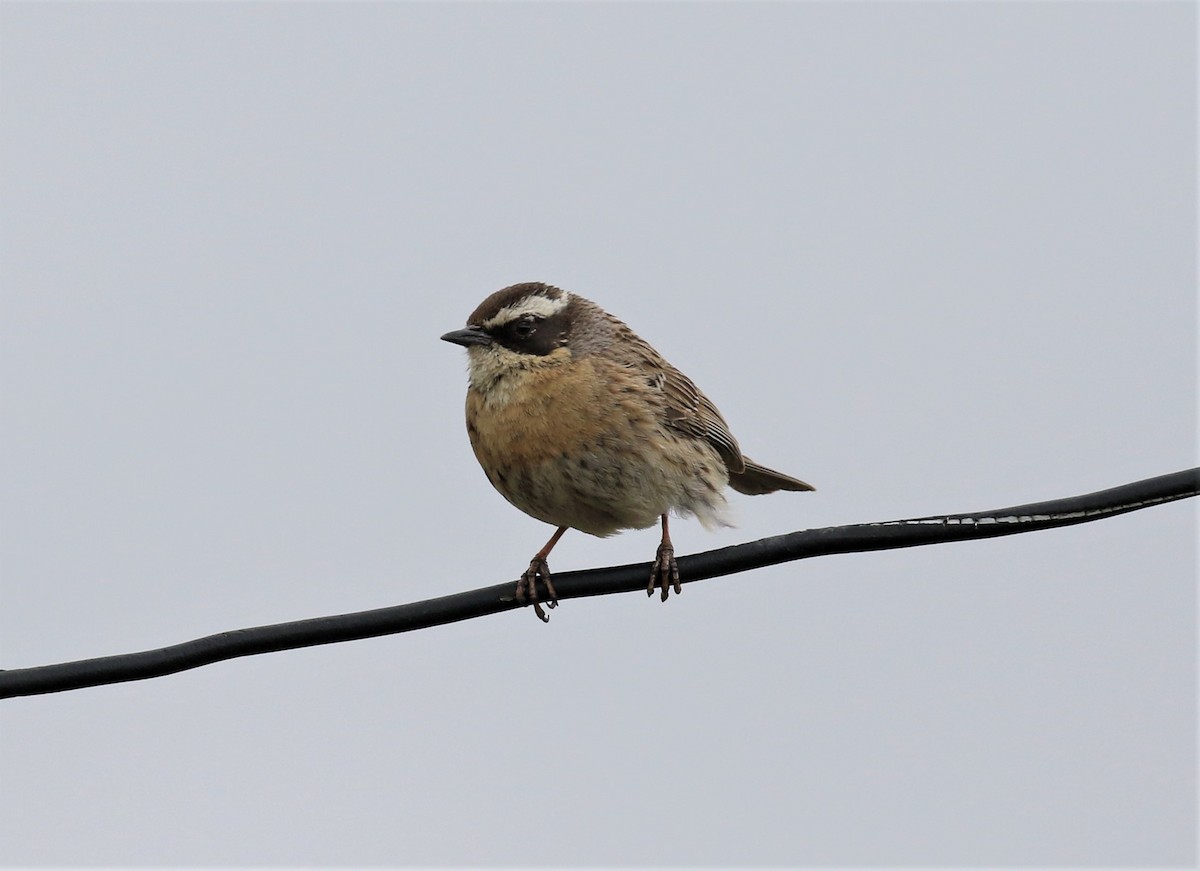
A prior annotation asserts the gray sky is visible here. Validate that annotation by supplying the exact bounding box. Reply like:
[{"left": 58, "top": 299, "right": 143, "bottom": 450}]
[{"left": 1, "top": 2, "right": 1195, "bottom": 866}]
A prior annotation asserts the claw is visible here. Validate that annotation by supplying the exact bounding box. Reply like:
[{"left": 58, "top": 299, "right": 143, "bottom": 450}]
[
  {"left": 647, "top": 513, "right": 681, "bottom": 603},
  {"left": 650, "top": 541, "right": 680, "bottom": 602},
  {"left": 516, "top": 555, "right": 557, "bottom": 622}
]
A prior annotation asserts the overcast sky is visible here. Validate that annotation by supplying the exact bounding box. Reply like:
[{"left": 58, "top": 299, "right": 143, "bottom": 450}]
[{"left": 1, "top": 2, "right": 1195, "bottom": 866}]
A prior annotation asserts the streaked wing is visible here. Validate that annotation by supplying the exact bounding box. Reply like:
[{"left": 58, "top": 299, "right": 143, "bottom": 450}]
[{"left": 619, "top": 323, "right": 746, "bottom": 474}]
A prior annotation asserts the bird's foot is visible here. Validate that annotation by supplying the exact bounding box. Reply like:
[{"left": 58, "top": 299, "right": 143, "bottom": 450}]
[
  {"left": 516, "top": 556, "right": 558, "bottom": 622},
  {"left": 647, "top": 542, "right": 681, "bottom": 602}
]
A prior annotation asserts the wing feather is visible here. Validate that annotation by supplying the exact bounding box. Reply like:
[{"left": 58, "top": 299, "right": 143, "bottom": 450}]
[{"left": 616, "top": 323, "right": 746, "bottom": 474}]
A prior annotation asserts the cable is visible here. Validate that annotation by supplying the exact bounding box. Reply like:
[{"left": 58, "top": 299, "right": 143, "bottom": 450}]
[{"left": 1, "top": 467, "right": 1195, "bottom": 700}]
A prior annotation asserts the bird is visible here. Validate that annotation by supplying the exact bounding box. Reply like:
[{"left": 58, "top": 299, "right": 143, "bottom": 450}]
[{"left": 441, "top": 282, "right": 814, "bottom": 621}]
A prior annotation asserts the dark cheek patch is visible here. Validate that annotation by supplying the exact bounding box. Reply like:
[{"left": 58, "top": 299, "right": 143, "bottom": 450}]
[{"left": 493, "top": 314, "right": 569, "bottom": 356}]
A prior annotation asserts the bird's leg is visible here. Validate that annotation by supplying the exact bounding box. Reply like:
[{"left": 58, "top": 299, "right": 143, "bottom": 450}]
[
  {"left": 648, "top": 513, "right": 682, "bottom": 602},
  {"left": 516, "top": 525, "right": 567, "bottom": 622}
]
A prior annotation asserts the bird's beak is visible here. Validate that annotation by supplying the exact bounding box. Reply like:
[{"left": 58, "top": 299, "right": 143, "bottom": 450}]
[{"left": 440, "top": 327, "right": 492, "bottom": 348}]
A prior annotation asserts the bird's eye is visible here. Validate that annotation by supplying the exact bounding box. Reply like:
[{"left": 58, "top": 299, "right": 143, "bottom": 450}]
[{"left": 512, "top": 317, "right": 538, "bottom": 339}]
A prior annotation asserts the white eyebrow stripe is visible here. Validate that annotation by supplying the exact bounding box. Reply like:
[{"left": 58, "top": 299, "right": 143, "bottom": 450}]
[{"left": 482, "top": 292, "right": 570, "bottom": 328}]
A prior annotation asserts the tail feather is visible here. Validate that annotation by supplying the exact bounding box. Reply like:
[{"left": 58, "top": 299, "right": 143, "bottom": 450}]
[{"left": 728, "top": 458, "right": 815, "bottom": 496}]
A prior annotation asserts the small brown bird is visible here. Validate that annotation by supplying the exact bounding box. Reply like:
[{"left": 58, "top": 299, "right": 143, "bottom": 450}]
[{"left": 441, "top": 282, "right": 813, "bottom": 621}]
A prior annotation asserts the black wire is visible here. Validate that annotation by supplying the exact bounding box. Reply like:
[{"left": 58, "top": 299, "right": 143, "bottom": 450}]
[{"left": 2, "top": 467, "right": 1196, "bottom": 700}]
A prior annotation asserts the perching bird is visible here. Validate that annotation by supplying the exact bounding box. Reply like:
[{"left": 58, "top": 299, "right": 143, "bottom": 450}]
[{"left": 442, "top": 282, "right": 813, "bottom": 621}]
